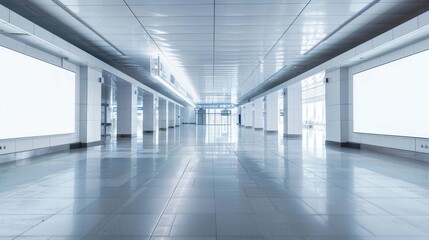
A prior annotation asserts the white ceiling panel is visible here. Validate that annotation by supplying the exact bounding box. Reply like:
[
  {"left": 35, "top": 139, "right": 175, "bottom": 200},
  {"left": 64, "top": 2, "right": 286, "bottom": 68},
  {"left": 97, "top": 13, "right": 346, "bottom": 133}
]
[
  {"left": 302, "top": 3, "right": 372, "bottom": 16},
  {"left": 130, "top": 5, "right": 214, "bottom": 17},
  {"left": 216, "top": 0, "right": 308, "bottom": 4},
  {"left": 146, "top": 26, "right": 213, "bottom": 34},
  {"left": 216, "top": 16, "right": 296, "bottom": 26},
  {"left": 67, "top": 6, "right": 134, "bottom": 17},
  {"left": 138, "top": 17, "right": 214, "bottom": 26},
  {"left": 125, "top": 0, "right": 214, "bottom": 5},
  {"left": 216, "top": 4, "right": 306, "bottom": 16},
  {"left": 5, "top": 0, "right": 427, "bottom": 104},
  {"left": 63, "top": 0, "right": 124, "bottom": 5}
]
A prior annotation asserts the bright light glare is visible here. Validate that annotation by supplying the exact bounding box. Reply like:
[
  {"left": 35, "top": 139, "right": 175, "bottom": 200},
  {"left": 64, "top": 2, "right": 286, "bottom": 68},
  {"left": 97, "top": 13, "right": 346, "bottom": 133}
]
[
  {"left": 353, "top": 50, "right": 429, "bottom": 138},
  {"left": 0, "top": 46, "right": 76, "bottom": 140},
  {"left": 154, "top": 75, "right": 196, "bottom": 108}
]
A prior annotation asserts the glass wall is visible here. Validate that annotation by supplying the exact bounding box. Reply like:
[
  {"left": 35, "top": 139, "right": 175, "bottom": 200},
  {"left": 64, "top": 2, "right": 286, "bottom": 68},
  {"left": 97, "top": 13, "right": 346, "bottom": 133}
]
[
  {"left": 137, "top": 94, "right": 143, "bottom": 137},
  {"left": 278, "top": 90, "right": 284, "bottom": 136},
  {"left": 301, "top": 71, "right": 326, "bottom": 141},
  {"left": 101, "top": 78, "right": 117, "bottom": 142},
  {"left": 196, "top": 107, "right": 237, "bottom": 125}
]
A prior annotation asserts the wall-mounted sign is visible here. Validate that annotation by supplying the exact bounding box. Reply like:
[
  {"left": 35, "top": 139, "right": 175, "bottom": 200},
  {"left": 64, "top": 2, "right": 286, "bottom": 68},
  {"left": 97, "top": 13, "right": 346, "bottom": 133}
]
[
  {"left": 150, "top": 55, "right": 194, "bottom": 102},
  {"left": 197, "top": 104, "right": 235, "bottom": 109}
]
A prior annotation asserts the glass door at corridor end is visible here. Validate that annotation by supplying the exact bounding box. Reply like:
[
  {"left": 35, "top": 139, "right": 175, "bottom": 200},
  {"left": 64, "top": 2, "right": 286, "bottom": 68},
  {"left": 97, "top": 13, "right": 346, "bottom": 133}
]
[{"left": 205, "top": 109, "right": 232, "bottom": 125}]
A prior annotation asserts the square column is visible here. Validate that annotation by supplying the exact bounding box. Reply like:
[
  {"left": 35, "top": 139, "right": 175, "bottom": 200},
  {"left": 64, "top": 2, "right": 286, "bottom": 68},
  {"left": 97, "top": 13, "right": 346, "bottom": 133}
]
[
  {"left": 79, "top": 66, "right": 102, "bottom": 146},
  {"left": 183, "top": 106, "right": 196, "bottom": 124},
  {"left": 158, "top": 98, "right": 168, "bottom": 130},
  {"left": 265, "top": 92, "right": 278, "bottom": 133},
  {"left": 143, "top": 92, "right": 157, "bottom": 133},
  {"left": 244, "top": 104, "right": 253, "bottom": 128},
  {"left": 168, "top": 102, "right": 176, "bottom": 128},
  {"left": 283, "top": 82, "right": 303, "bottom": 138},
  {"left": 176, "top": 105, "right": 181, "bottom": 127},
  {"left": 254, "top": 98, "right": 264, "bottom": 130},
  {"left": 117, "top": 83, "right": 137, "bottom": 138},
  {"left": 325, "top": 67, "right": 349, "bottom": 144}
]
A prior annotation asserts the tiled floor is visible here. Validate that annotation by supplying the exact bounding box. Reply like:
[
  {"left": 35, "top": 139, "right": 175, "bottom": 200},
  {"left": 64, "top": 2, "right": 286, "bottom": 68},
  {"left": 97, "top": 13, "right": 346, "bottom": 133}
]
[{"left": 1, "top": 125, "right": 429, "bottom": 239}]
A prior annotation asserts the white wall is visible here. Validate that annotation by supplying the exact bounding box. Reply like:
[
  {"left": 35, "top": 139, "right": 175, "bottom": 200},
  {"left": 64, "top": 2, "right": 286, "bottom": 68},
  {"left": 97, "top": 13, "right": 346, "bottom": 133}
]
[
  {"left": 158, "top": 99, "right": 168, "bottom": 129},
  {"left": 0, "top": 34, "right": 81, "bottom": 155},
  {"left": 284, "top": 83, "right": 303, "bottom": 137},
  {"left": 182, "top": 106, "right": 196, "bottom": 124},
  {"left": 0, "top": 4, "right": 188, "bottom": 160},
  {"left": 242, "top": 103, "right": 253, "bottom": 127},
  {"left": 347, "top": 38, "right": 429, "bottom": 152},
  {"left": 175, "top": 105, "right": 181, "bottom": 126},
  {"left": 253, "top": 98, "right": 264, "bottom": 129},
  {"left": 168, "top": 102, "right": 176, "bottom": 127},
  {"left": 265, "top": 92, "right": 278, "bottom": 132},
  {"left": 143, "top": 92, "right": 157, "bottom": 131}
]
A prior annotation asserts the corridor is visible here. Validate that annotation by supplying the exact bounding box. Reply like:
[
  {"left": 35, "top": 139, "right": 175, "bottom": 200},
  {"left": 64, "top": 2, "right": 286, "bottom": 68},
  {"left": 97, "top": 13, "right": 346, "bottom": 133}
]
[{"left": 1, "top": 125, "right": 429, "bottom": 239}]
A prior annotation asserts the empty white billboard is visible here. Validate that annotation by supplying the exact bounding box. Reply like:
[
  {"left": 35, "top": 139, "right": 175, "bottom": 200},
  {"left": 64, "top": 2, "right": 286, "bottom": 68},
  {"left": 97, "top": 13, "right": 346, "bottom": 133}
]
[
  {"left": 0, "top": 46, "right": 76, "bottom": 140},
  {"left": 353, "top": 50, "right": 429, "bottom": 139}
]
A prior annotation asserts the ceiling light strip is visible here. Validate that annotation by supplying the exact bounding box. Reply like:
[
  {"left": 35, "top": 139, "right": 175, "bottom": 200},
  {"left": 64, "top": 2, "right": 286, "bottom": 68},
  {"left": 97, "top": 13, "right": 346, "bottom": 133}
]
[
  {"left": 51, "top": 0, "right": 125, "bottom": 56},
  {"left": 122, "top": 0, "right": 197, "bottom": 106},
  {"left": 303, "top": 0, "right": 381, "bottom": 55},
  {"left": 154, "top": 75, "right": 196, "bottom": 108}
]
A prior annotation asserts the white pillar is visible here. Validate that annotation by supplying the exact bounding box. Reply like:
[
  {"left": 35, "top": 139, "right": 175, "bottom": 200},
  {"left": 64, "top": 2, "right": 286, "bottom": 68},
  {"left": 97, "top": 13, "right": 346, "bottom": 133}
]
[
  {"left": 143, "top": 92, "right": 156, "bottom": 133},
  {"left": 284, "top": 83, "right": 302, "bottom": 138},
  {"left": 168, "top": 102, "right": 176, "bottom": 128},
  {"left": 158, "top": 98, "right": 168, "bottom": 130},
  {"left": 182, "top": 106, "right": 195, "bottom": 124},
  {"left": 240, "top": 106, "right": 246, "bottom": 127},
  {"left": 176, "top": 105, "right": 181, "bottom": 127},
  {"left": 254, "top": 98, "right": 264, "bottom": 130},
  {"left": 325, "top": 67, "right": 349, "bottom": 144},
  {"left": 265, "top": 92, "right": 278, "bottom": 133},
  {"left": 79, "top": 66, "right": 102, "bottom": 146},
  {"left": 117, "top": 83, "right": 137, "bottom": 138},
  {"left": 245, "top": 104, "right": 253, "bottom": 128}
]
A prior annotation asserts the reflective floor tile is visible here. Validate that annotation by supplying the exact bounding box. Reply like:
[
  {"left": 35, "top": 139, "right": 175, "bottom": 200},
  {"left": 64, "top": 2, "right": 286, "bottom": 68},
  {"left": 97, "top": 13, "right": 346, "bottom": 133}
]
[
  {"left": 165, "top": 198, "right": 215, "bottom": 214},
  {"left": 355, "top": 215, "right": 428, "bottom": 236},
  {"left": 95, "top": 214, "right": 159, "bottom": 236},
  {"left": 116, "top": 197, "right": 169, "bottom": 214},
  {"left": 22, "top": 215, "right": 108, "bottom": 236},
  {"left": 216, "top": 214, "right": 265, "bottom": 236},
  {"left": 169, "top": 214, "right": 216, "bottom": 236},
  {"left": 364, "top": 198, "right": 429, "bottom": 216},
  {"left": 77, "top": 198, "right": 126, "bottom": 214},
  {"left": 0, "top": 215, "right": 47, "bottom": 236},
  {"left": 1, "top": 126, "right": 429, "bottom": 239},
  {"left": 215, "top": 198, "right": 254, "bottom": 214}
]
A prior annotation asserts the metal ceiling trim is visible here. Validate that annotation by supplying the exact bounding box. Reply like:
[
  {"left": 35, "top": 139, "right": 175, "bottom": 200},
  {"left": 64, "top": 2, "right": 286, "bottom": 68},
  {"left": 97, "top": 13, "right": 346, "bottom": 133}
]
[
  {"left": 51, "top": 0, "right": 126, "bottom": 56},
  {"left": 303, "top": 0, "right": 381, "bottom": 55}
]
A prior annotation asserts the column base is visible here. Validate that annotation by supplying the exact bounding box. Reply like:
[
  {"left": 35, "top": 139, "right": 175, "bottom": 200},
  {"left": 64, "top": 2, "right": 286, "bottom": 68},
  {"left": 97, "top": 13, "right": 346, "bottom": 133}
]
[
  {"left": 117, "top": 134, "right": 137, "bottom": 138},
  {"left": 143, "top": 131, "right": 155, "bottom": 134},
  {"left": 175, "top": 125, "right": 180, "bottom": 127},
  {"left": 283, "top": 134, "right": 302, "bottom": 139},
  {"left": 325, "top": 140, "right": 361, "bottom": 149},
  {"left": 254, "top": 128, "right": 263, "bottom": 131},
  {"left": 168, "top": 126, "right": 175, "bottom": 128},
  {"left": 265, "top": 130, "right": 278, "bottom": 134},
  {"left": 159, "top": 128, "right": 167, "bottom": 131},
  {"left": 78, "top": 141, "right": 102, "bottom": 148},
  {"left": 245, "top": 126, "right": 252, "bottom": 128}
]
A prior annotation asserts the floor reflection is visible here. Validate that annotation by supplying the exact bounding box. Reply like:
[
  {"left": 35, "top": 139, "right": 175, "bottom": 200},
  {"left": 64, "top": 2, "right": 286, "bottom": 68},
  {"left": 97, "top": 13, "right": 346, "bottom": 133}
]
[{"left": 0, "top": 125, "right": 429, "bottom": 238}]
